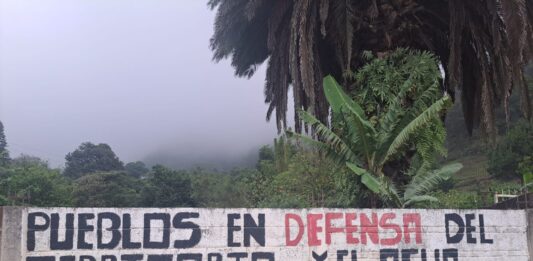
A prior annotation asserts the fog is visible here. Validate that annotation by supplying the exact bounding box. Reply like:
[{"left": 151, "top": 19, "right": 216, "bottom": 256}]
[{"left": 0, "top": 0, "right": 281, "bottom": 169}]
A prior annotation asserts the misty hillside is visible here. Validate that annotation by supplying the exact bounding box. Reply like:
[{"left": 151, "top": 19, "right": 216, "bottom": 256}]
[{"left": 142, "top": 145, "right": 261, "bottom": 171}]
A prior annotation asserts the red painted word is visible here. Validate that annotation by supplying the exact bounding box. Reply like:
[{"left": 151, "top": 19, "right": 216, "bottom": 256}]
[{"left": 285, "top": 212, "right": 422, "bottom": 247}]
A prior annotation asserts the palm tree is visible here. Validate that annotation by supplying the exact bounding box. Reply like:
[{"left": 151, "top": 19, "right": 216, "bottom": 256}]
[
  {"left": 209, "top": 0, "right": 533, "bottom": 136},
  {"left": 290, "top": 75, "right": 462, "bottom": 207}
]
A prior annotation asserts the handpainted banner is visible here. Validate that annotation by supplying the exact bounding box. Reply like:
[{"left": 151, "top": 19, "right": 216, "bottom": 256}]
[{"left": 1, "top": 208, "right": 529, "bottom": 260}]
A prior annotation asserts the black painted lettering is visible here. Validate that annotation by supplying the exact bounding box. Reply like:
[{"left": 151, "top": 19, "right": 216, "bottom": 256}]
[
  {"left": 421, "top": 249, "right": 427, "bottom": 261},
  {"left": 80, "top": 256, "right": 96, "bottom": 261},
  {"left": 173, "top": 212, "right": 201, "bottom": 249},
  {"left": 177, "top": 254, "right": 202, "bottom": 261},
  {"left": 227, "top": 253, "right": 248, "bottom": 261},
  {"left": 102, "top": 256, "right": 117, "bottom": 261},
  {"left": 143, "top": 213, "right": 171, "bottom": 249},
  {"left": 227, "top": 214, "right": 241, "bottom": 247},
  {"left": 59, "top": 256, "right": 75, "bottom": 261},
  {"left": 479, "top": 214, "right": 493, "bottom": 244},
  {"left": 147, "top": 255, "right": 173, "bottom": 261},
  {"left": 337, "top": 250, "right": 349, "bottom": 261},
  {"left": 312, "top": 251, "right": 328, "bottom": 261},
  {"left": 445, "top": 213, "right": 464, "bottom": 244},
  {"left": 122, "top": 214, "right": 141, "bottom": 249},
  {"left": 121, "top": 255, "right": 144, "bottom": 261},
  {"left": 26, "top": 257, "right": 54, "bottom": 261},
  {"left": 465, "top": 214, "right": 476, "bottom": 244},
  {"left": 380, "top": 249, "right": 399, "bottom": 261},
  {"left": 50, "top": 213, "right": 74, "bottom": 250},
  {"left": 351, "top": 250, "right": 357, "bottom": 261},
  {"left": 98, "top": 212, "right": 121, "bottom": 249},
  {"left": 27, "top": 212, "right": 50, "bottom": 251},
  {"left": 337, "top": 250, "right": 348, "bottom": 261},
  {"left": 252, "top": 252, "right": 275, "bottom": 261},
  {"left": 401, "top": 249, "right": 418, "bottom": 261},
  {"left": 244, "top": 213, "right": 265, "bottom": 247},
  {"left": 78, "top": 213, "right": 95, "bottom": 249},
  {"left": 442, "top": 249, "right": 459, "bottom": 261}
]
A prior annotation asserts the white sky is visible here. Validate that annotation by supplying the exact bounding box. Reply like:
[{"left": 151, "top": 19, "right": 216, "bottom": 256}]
[{"left": 0, "top": 0, "right": 279, "bottom": 168}]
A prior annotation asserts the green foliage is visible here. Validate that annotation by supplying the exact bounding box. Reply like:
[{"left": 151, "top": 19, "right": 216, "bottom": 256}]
[
  {"left": 259, "top": 151, "right": 340, "bottom": 208},
  {"left": 64, "top": 142, "right": 125, "bottom": 179},
  {"left": 0, "top": 121, "right": 10, "bottom": 167},
  {"left": 124, "top": 161, "right": 149, "bottom": 178},
  {"left": 141, "top": 165, "right": 196, "bottom": 207},
  {"left": 488, "top": 120, "right": 533, "bottom": 178},
  {"left": 241, "top": 159, "right": 277, "bottom": 207},
  {"left": 189, "top": 168, "right": 250, "bottom": 208},
  {"left": 0, "top": 156, "right": 73, "bottom": 206},
  {"left": 258, "top": 146, "right": 274, "bottom": 162},
  {"left": 73, "top": 171, "right": 141, "bottom": 207},
  {"left": 488, "top": 180, "right": 523, "bottom": 195},
  {"left": 292, "top": 50, "right": 455, "bottom": 207},
  {"left": 10, "top": 154, "right": 49, "bottom": 168},
  {"left": 521, "top": 156, "right": 533, "bottom": 186},
  {"left": 241, "top": 136, "right": 357, "bottom": 208},
  {"left": 425, "top": 190, "right": 484, "bottom": 209}
]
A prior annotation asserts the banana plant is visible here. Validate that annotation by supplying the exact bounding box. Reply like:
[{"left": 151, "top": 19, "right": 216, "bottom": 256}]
[{"left": 290, "top": 75, "right": 461, "bottom": 207}]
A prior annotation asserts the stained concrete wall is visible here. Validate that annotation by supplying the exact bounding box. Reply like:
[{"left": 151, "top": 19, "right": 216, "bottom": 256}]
[{"left": 0, "top": 207, "right": 530, "bottom": 260}]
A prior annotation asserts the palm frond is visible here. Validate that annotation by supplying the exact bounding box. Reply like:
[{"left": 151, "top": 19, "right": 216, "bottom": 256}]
[
  {"left": 403, "top": 195, "right": 439, "bottom": 208},
  {"left": 297, "top": 111, "right": 359, "bottom": 164},
  {"left": 323, "top": 76, "right": 376, "bottom": 161},
  {"left": 379, "top": 95, "right": 452, "bottom": 165},
  {"left": 404, "top": 163, "right": 463, "bottom": 200}
]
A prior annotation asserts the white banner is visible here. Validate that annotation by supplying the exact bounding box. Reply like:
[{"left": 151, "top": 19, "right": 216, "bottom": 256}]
[{"left": 4, "top": 208, "right": 529, "bottom": 261}]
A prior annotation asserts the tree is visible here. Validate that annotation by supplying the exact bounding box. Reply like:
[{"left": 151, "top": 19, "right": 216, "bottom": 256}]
[
  {"left": 10, "top": 154, "right": 49, "bottom": 169},
  {"left": 73, "top": 171, "right": 141, "bottom": 207},
  {"left": 0, "top": 121, "right": 10, "bottom": 166},
  {"left": 209, "top": 0, "right": 533, "bottom": 136},
  {"left": 125, "top": 161, "right": 149, "bottom": 178},
  {"left": 189, "top": 168, "right": 250, "bottom": 208},
  {"left": 0, "top": 157, "right": 73, "bottom": 206},
  {"left": 488, "top": 120, "right": 533, "bottom": 178},
  {"left": 292, "top": 73, "right": 459, "bottom": 207},
  {"left": 259, "top": 150, "right": 341, "bottom": 208},
  {"left": 63, "top": 142, "right": 124, "bottom": 179},
  {"left": 141, "top": 165, "right": 196, "bottom": 207}
]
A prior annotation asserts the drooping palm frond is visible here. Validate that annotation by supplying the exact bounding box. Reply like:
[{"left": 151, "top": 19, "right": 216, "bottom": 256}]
[
  {"left": 403, "top": 162, "right": 463, "bottom": 201},
  {"left": 210, "top": 0, "right": 533, "bottom": 135},
  {"left": 402, "top": 195, "right": 438, "bottom": 208},
  {"left": 378, "top": 94, "right": 453, "bottom": 165},
  {"left": 298, "top": 70, "right": 450, "bottom": 207},
  {"left": 346, "top": 162, "right": 402, "bottom": 207},
  {"left": 322, "top": 76, "right": 376, "bottom": 162},
  {"left": 296, "top": 111, "right": 360, "bottom": 164}
]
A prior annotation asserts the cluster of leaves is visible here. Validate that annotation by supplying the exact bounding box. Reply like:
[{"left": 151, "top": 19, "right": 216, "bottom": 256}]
[
  {"left": 488, "top": 120, "right": 533, "bottom": 179},
  {"left": 0, "top": 141, "right": 197, "bottom": 207},
  {"left": 241, "top": 136, "right": 359, "bottom": 208},
  {"left": 352, "top": 50, "right": 448, "bottom": 166},
  {"left": 292, "top": 49, "right": 462, "bottom": 208},
  {"left": 0, "top": 157, "right": 72, "bottom": 207},
  {"left": 0, "top": 158, "right": 197, "bottom": 208},
  {"left": 63, "top": 142, "right": 125, "bottom": 179}
]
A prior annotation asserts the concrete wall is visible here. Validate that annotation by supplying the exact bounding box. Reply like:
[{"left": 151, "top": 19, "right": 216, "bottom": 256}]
[{"left": 0, "top": 207, "right": 530, "bottom": 260}]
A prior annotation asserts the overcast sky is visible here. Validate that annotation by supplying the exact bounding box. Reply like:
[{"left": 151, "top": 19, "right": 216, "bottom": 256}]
[{"left": 0, "top": 0, "right": 280, "bottom": 168}]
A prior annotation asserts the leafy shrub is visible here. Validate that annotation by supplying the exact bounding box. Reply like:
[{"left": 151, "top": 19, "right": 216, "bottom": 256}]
[
  {"left": 488, "top": 120, "right": 533, "bottom": 178},
  {"left": 74, "top": 172, "right": 141, "bottom": 207},
  {"left": 424, "top": 190, "right": 484, "bottom": 209}
]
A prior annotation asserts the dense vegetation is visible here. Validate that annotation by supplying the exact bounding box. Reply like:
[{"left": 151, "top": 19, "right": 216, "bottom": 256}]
[{"left": 1, "top": 49, "right": 530, "bottom": 209}]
